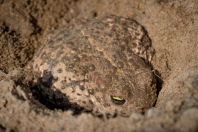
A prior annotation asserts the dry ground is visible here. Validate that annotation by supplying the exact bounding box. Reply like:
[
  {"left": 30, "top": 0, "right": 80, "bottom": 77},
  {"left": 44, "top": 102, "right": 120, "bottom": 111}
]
[{"left": 0, "top": 0, "right": 198, "bottom": 131}]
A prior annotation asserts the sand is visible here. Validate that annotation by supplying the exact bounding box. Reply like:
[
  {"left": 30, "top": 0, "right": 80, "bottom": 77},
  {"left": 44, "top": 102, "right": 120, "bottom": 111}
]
[{"left": 0, "top": 0, "right": 198, "bottom": 131}]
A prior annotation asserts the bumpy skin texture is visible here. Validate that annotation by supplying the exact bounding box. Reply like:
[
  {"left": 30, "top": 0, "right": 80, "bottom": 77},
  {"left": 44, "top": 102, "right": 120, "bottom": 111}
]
[{"left": 31, "top": 15, "right": 157, "bottom": 116}]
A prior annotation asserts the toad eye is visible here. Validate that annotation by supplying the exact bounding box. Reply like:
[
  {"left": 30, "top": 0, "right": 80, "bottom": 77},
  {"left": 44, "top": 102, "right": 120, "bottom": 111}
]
[{"left": 111, "top": 96, "right": 126, "bottom": 105}]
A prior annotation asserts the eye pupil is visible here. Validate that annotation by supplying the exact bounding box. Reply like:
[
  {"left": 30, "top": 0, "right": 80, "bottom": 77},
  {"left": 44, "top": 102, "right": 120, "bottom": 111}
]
[{"left": 111, "top": 96, "right": 126, "bottom": 105}]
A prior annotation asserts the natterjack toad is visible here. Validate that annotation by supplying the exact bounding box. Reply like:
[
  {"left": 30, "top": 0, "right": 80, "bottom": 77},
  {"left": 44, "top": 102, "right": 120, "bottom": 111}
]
[{"left": 30, "top": 15, "right": 157, "bottom": 116}]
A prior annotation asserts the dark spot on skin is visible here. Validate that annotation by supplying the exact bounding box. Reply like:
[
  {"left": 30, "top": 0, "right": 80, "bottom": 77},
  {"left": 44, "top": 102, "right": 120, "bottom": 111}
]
[
  {"left": 71, "top": 88, "right": 75, "bottom": 93},
  {"left": 89, "top": 100, "right": 94, "bottom": 105},
  {"left": 79, "top": 85, "right": 85, "bottom": 91},
  {"left": 120, "top": 111, "right": 128, "bottom": 116},
  {"left": 57, "top": 68, "right": 63, "bottom": 73},
  {"left": 134, "top": 31, "right": 140, "bottom": 37},
  {"left": 80, "top": 66, "right": 89, "bottom": 75},
  {"left": 75, "top": 73, "right": 79, "bottom": 76},
  {"left": 60, "top": 80, "right": 67, "bottom": 85},
  {"left": 77, "top": 93, "right": 82, "bottom": 96},
  {"left": 79, "top": 54, "right": 87, "bottom": 59},
  {"left": 89, "top": 64, "right": 95, "bottom": 71},
  {"left": 99, "top": 51, "right": 104, "bottom": 56},
  {"left": 82, "top": 101, "right": 86, "bottom": 104},
  {"left": 88, "top": 89, "right": 95, "bottom": 95},
  {"left": 91, "top": 11, "right": 98, "bottom": 18},
  {"left": 61, "top": 86, "right": 65, "bottom": 89},
  {"left": 53, "top": 77, "right": 58, "bottom": 81},
  {"left": 73, "top": 56, "right": 80, "bottom": 62},
  {"left": 68, "top": 63, "right": 74, "bottom": 69},
  {"left": 95, "top": 88, "right": 100, "bottom": 92},
  {"left": 132, "top": 42, "right": 137, "bottom": 47},
  {"left": 96, "top": 97, "right": 101, "bottom": 103}
]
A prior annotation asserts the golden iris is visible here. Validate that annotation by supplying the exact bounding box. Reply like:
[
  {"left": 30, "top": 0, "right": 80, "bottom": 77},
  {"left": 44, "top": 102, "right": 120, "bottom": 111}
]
[{"left": 111, "top": 96, "right": 126, "bottom": 105}]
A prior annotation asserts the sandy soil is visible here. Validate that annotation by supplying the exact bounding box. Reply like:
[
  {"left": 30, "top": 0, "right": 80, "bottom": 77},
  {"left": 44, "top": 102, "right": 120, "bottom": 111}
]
[{"left": 0, "top": 0, "right": 198, "bottom": 131}]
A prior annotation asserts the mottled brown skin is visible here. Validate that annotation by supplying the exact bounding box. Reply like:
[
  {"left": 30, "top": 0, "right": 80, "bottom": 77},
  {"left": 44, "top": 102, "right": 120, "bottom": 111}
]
[{"left": 31, "top": 15, "right": 157, "bottom": 116}]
